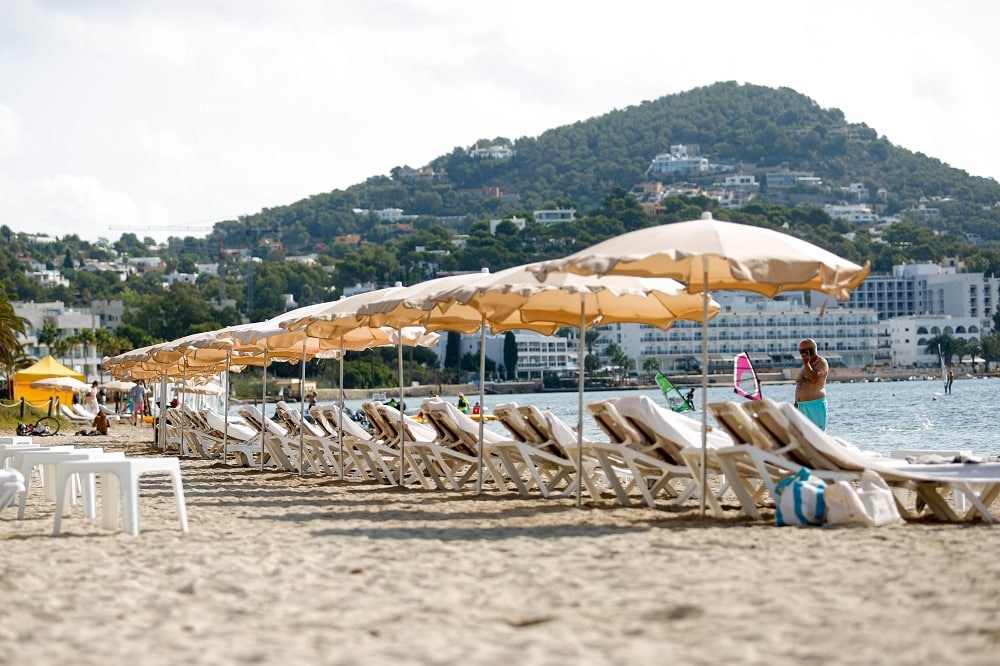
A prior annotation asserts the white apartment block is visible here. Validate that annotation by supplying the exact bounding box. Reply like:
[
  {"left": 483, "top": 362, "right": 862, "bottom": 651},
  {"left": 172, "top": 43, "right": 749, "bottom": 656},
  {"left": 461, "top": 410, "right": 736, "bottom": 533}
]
[
  {"left": 722, "top": 174, "right": 759, "bottom": 190},
  {"left": 533, "top": 209, "right": 576, "bottom": 225},
  {"left": 455, "top": 292, "right": 878, "bottom": 380},
  {"left": 469, "top": 144, "right": 515, "bottom": 160},
  {"left": 824, "top": 204, "right": 877, "bottom": 225},
  {"left": 886, "top": 315, "right": 981, "bottom": 367},
  {"left": 489, "top": 216, "right": 527, "bottom": 235},
  {"left": 646, "top": 144, "right": 709, "bottom": 176},
  {"left": 13, "top": 301, "right": 104, "bottom": 379},
  {"left": 594, "top": 292, "right": 879, "bottom": 374},
  {"left": 466, "top": 331, "right": 574, "bottom": 381},
  {"left": 26, "top": 269, "right": 70, "bottom": 288},
  {"left": 845, "top": 262, "right": 1000, "bottom": 333}
]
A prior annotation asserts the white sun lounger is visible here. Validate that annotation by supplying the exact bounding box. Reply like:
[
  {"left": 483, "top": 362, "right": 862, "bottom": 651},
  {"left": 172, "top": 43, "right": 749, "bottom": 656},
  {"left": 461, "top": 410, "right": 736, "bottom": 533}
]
[{"left": 584, "top": 398, "right": 727, "bottom": 513}]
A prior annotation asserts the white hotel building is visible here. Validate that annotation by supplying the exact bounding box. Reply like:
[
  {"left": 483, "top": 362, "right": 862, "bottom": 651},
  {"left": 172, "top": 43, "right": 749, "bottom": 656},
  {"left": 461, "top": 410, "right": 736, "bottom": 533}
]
[
  {"left": 595, "top": 292, "right": 880, "bottom": 374},
  {"left": 459, "top": 291, "right": 879, "bottom": 379}
]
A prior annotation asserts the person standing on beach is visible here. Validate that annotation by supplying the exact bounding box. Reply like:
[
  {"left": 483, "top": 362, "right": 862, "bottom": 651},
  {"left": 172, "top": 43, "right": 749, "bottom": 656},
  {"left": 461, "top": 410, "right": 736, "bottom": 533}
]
[
  {"left": 794, "top": 338, "right": 828, "bottom": 430},
  {"left": 129, "top": 380, "right": 146, "bottom": 426}
]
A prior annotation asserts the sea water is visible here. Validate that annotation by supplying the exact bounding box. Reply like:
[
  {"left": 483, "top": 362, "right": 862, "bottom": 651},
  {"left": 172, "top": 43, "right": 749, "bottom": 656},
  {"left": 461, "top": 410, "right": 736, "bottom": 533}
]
[{"left": 241, "top": 375, "right": 1000, "bottom": 457}]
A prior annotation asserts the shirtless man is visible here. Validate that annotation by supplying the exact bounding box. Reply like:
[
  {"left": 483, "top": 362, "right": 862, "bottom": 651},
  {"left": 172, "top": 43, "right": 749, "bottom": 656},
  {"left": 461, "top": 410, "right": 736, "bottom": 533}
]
[{"left": 794, "top": 338, "right": 829, "bottom": 430}]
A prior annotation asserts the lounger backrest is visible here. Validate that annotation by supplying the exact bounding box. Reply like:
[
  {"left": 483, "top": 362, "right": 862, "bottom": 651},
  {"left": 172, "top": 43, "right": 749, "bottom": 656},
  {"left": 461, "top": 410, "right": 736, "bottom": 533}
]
[
  {"left": 320, "top": 405, "right": 373, "bottom": 442},
  {"left": 541, "top": 411, "right": 584, "bottom": 458},
  {"left": 203, "top": 409, "right": 256, "bottom": 441},
  {"left": 423, "top": 398, "right": 480, "bottom": 455},
  {"left": 516, "top": 405, "right": 566, "bottom": 457},
  {"left": 778, "top": 403, "right": 868, "bottom": 472},
  {"left": 165, "top": 407, "right": 184, "bottom": 427},
  {"left": 743, "top": 400, "right": 795, "bottom": 449},
  {"left": 308, "top": 406, "right": 335, "bottom": 436},
  {"left": 236, "top": 407, "right": 261, "bottom": 434},
  {"left": 273, "top": 401, "right": 299, "bottom": 434},
  {"left": 374, "top": 403, "right": 437, "bottom": 444},
  {"left": 361, "top": 402, "right": 395, "bottom": 443},
  {"left": 493, "top": 402, "right": 543, "bottom": 445},
  {"left": 709, "top": 401, "right": 775, "bottom": 450},
  {"left": 747, "top": 400, "right": 835, "bottom": 470},
  {"left": 420, "top": 398, "right": 463, "bottom": 448},
  {"left": 587, "top": 400, "right": 645, "bottom": 447}
]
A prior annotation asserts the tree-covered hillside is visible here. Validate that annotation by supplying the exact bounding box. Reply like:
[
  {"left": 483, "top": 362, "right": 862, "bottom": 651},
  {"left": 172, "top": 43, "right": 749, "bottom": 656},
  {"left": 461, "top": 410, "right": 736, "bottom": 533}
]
[
  {"left": 214, "top": 82, "right": 1000, "bottom": 253},
  {"left": 5, "top": 81, "right": 1000, "bottom": 345}
]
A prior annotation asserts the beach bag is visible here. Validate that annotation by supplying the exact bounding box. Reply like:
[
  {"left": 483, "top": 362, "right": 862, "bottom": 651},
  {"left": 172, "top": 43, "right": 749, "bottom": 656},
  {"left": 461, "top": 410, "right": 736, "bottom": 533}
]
[
  {"left": 775, "top": 468, "right": 827, "bottom": 526},
  {"left": 824, "top": 471, "right": 903, "bottom": 527}
]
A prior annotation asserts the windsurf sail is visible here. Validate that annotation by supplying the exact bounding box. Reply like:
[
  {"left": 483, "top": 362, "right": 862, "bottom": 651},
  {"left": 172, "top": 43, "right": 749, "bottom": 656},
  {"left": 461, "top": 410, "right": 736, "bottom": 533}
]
[
  {"left": 733, "top": 352, "right": 762, "bottom": 401},
  {"left": 939, "top": 344, "right": 948, "bottom": 392},
  {"left": 655, "top": 372, "right": 694, "bottom": 412}
]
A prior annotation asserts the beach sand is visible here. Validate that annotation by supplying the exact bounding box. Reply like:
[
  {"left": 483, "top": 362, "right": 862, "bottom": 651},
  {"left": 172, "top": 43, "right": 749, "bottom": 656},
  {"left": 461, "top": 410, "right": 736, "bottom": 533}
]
[{"left": 2, "top": 425, "right": 999, "bottom": 665}]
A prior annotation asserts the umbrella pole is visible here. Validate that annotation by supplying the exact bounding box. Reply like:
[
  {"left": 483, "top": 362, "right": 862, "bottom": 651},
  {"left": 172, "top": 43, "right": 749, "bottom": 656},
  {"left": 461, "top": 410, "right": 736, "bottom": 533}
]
[
  {"left": 299, "top": 339, "right": 307, "bottom": 476},
  {"left": 337, "top": 336, "right": 344, "bottom": 481},
  {"left": 180, "top": 359, "right": 188, "bottom": 455},
  {"left": 700, "top": 256, "right": 710, "bottom": 517},
  {"left": 577, "top": 296, "right": 585, "bottom": 509},
  {"left": 397, "top": 327, "right": 405, "bottom": 486},
  {"left": 338, "top": 337, "right": 345, "bottom": 481},
  {"left": 159, "top": 375, "right": 168, "bottom": 451},
  {"left": 476, "top": 317, "right": 486, "bottom": 495},
  {"left": 223, "top": 350, "right": 231, "bottom": 466},
  {"left": 261, "top": 348, "right": 268, "bottom": 472}
]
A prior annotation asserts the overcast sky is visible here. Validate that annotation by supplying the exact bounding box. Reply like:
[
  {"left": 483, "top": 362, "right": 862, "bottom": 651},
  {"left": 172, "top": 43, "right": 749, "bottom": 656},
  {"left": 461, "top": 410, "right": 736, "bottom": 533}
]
[{"left": 1, "top": 1, "right": 996, "bottom": 244}]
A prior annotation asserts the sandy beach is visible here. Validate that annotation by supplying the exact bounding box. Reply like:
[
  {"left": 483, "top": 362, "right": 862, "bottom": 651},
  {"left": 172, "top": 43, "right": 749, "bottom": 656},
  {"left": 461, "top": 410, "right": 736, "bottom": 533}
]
[{"left": 2, "top": 425, "right": 1000, "bottom": 665}]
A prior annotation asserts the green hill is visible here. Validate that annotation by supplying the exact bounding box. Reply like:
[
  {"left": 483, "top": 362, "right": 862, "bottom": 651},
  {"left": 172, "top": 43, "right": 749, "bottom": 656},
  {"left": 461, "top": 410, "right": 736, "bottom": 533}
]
[{"left": 221, "top": 81, "right": 1000, "bottom": 250}]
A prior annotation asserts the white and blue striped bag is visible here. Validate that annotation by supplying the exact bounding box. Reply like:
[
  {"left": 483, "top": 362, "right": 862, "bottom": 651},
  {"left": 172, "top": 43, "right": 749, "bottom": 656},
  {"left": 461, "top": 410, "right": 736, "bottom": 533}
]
[{"left": 775, "top": 468, "right": 827, "bottom": 526}]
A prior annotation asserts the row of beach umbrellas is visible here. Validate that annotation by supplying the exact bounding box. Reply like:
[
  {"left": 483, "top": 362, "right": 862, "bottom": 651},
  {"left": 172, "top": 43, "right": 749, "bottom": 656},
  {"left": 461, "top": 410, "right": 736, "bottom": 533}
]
[{"left": 103, "top": 212, "right": 870, "bottom": 514}]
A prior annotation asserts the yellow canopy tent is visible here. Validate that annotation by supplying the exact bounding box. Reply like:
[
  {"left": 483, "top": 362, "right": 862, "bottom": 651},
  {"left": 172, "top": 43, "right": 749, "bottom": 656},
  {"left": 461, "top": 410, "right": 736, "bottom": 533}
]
[{"left": 11, "top": 355, "right": 87, "bottom": 408}]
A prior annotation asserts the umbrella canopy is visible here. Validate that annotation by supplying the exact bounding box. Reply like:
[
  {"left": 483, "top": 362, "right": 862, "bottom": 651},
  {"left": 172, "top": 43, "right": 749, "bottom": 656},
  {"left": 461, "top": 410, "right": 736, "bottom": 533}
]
[
  {"left": 533, "top": 211, "right": 871, "bottom": 515},
  {"left": 170, "top": 380, "right": 225, "bottom": 396},
  {"left": 280, "top": 284, "right": 409, "bottom": 339},
  {"left": 357, "top": 267, "right": 566, "bottom": 335},
  {"left": 533, "top": 211, "right": 870, "bottom": 300},
  {"left": 30, "top": 376, "right": 91, "bottom": 392},
  {"left": 99, "top": 379, "right": 137, "bottom": 391},
  {"left": 444, "top": 267, "right": 714, "bottom": 331},
  {"left": 344, "top": 263, "right": 720, "bottom": 499}
]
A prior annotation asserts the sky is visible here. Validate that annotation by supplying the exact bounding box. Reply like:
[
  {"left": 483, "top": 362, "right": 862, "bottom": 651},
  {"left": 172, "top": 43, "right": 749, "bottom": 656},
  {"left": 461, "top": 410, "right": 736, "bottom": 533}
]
[{"left": 1, "top": 1, "right": 997, "bottom": 244}]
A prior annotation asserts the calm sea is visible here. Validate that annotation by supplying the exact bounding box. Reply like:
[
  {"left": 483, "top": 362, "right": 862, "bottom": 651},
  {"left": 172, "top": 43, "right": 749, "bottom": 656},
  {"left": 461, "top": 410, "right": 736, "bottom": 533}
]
[{"left": 239, "top": 375, "right": 1000, "bottom": 458}]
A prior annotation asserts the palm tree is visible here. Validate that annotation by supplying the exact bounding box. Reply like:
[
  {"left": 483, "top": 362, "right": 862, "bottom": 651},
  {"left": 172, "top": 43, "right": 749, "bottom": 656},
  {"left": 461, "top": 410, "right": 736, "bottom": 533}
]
[
  {"left": 604, "top": 342, "right": 623, "bottom": 385},
  {"left": 0, "top": 288, "right": 29, "bottom": 397},
  {"left": 980, "top": 332, "right": 1000, "bottom": 373},
  {"left": 36, "top": 322, "right": 58, "bottom": 355},
  {"left": 642, "top": 356, "right": 661, "bottom": 380},
  {"left": 71, "top": 329, "right": 96, "bottom": 378},
  {"left": 924, "top": 333, "right": 960, "bottom": 366}
]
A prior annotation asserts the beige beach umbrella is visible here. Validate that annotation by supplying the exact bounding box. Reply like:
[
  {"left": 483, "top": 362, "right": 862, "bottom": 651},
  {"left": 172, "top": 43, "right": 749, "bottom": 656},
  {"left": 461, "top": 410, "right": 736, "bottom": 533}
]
[
  {"left": 341, "top": 267, "right": 568, "bottom": 487},
  {"left": 223, "top": 305, "right": 440, "bottom": 473},
  {"left": 533, "top": 211, "right": 871, "bottom": 514},
  {"left": 430, "top": 265, "right": 720, "bottom": 503},
  {"left": 348, "top": 264, "right": 719, "bottom": 499},
  {"left": 99, "top": 379, "right": 136, "bottom": 392},
  {"left": 30, "top": 376, "right": 91, "bottom": 392}
]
